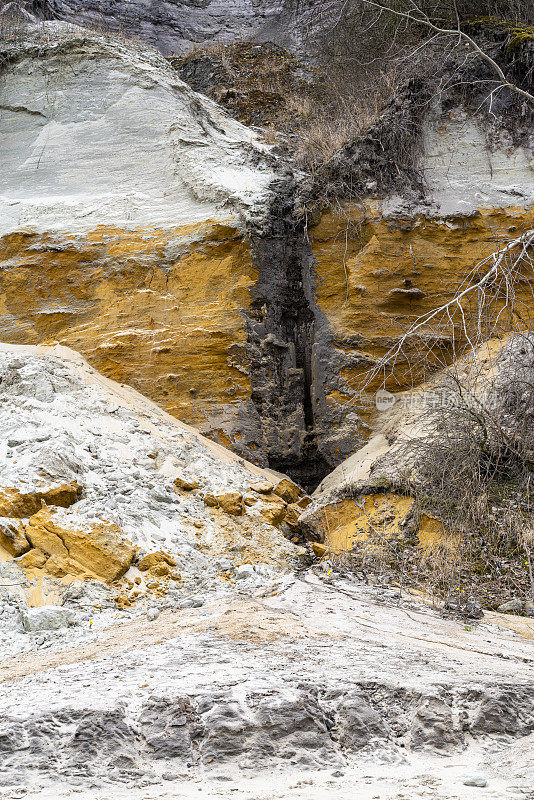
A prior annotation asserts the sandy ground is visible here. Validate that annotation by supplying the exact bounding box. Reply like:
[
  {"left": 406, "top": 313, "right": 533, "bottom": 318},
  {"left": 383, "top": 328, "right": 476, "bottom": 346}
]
[
  {"left": 2, "top": 574, "right": 533, "bottom": 686},
  {"left": 10, "top": 748, "right": 534, "bottom": 800},
  {"left": 0, "top": 574, "right": 532, "bottom": 799}
]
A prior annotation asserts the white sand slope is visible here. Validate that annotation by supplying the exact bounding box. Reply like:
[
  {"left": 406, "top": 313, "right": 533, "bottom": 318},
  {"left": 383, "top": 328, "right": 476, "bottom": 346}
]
[
  {"left": 0, "top": 22, "right": 277, "bottom": 238},
  {"left": 0, "top": 349, "right": 532, "bottom": 797}
]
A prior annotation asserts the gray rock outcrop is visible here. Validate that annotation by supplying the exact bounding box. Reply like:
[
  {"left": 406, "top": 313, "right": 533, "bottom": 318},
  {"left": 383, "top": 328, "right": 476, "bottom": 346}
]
[{"left": 27, "top": 0, "right": 340, "bottom": 56}]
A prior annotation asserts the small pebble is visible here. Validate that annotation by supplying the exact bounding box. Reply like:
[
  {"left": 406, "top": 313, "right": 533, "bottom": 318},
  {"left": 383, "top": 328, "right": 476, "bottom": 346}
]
[{"left": 463, "top": 775, "right": 488, "bottom": 787}]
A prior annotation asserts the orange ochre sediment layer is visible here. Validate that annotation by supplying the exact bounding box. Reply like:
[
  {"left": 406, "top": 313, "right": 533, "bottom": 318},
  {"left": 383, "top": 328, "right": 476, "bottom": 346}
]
[{"left": 1, "top": 204, "right": 532, "bottom": 450}]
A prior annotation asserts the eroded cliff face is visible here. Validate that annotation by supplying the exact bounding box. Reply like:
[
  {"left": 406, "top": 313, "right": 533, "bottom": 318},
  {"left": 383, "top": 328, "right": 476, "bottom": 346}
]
[
  {"left": 309, "top": 107, "right": 534, "bottom": 449},
  {"left": 0, "top": 23, "right": 349, "bottom": 489},
  {"left": 312, "top": 204, "right": 534, "bottom": 428},
  {"left": 1, "top": 23, "right": 533, "bottom": 492},
  {"left": 1, "top": 23, "right": 534, "bottom": 798},
  {"left": 0, "top": 24, "right": 284, "bottom": 470},
  {"left": 0, "top": 223, "right": 256, "bottom": 438}
]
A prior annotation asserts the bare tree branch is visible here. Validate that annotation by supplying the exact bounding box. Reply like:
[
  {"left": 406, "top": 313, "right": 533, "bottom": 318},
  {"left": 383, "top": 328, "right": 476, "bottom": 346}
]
[
  {"left": 350, "top": 229, "right": 534, "bottom": 398},
  {"left": 358, "top": 0, "right": 534, "bottom": 105}
]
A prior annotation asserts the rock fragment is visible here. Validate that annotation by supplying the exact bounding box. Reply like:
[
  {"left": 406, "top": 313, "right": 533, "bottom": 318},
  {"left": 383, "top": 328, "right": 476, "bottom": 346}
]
[
  {"left": 21, "top": 605, "right": 77, "bottom": 632},
  {"left": 25, "top": 508, "right": 135, "bottom": 582},
  {"left": 174, "top": 477, "right": 200, "bottom": 492},
  {"left": 18, "top": 548, "right": 48, "bottom": 569},
  {"left": 497, "top": 599, "right": 523, "bottom": 614},
  {"left": 0, "top": 482, "right": 82, "bottom": 518},
  {"left": 273, "top": 478, "right": 302, "bottom": 503},
  {"left": 250, "top": 481, "right": 274, "bottom": 494},
  {"left": 203, "top": 492, "right": 244, "bottom": 515},
  {"left": 258, "top": 495, "right": 287, "bottom": 526},
  {"left": 137, "top": 551, "right": 177, "bottom": 572},
  {"left": 463, "top": 775, "right": 488, "bottom": 787},
  {"left": 0, "top": 518, "right": 30, "bottom": 556}
]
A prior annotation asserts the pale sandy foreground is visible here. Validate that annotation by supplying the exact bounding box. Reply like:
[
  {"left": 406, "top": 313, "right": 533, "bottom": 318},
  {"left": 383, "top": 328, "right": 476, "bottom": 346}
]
[
  {"left": 0, "top": 345, "right": 532, "bottom": 799},
  {"left": 0, "top": 572, "right": 532, "bottom": 799},
  {"left": 22, "top": 745, "right": 534, "bottom": 800}
]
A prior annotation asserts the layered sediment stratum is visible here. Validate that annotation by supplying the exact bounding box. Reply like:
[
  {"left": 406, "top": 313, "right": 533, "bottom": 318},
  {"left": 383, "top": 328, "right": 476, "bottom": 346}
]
[
  {"left": 2, "top": 24, "right": 534, "bottom": 491},
  {"left": 30, "top": 0, "right": 341, "bottom": 56},
  {"left": 0, "top": 21, "right": 534, "bottom": 794}
]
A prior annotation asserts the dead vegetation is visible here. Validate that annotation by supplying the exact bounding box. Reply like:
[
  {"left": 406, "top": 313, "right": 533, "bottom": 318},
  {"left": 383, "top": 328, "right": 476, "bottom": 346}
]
[
  {"left": 330, "top": 224, "right": 534, "bottom": 609},
  {"left": 409, "top": 335, "right": 534, "bottom": 608},
  {"left": 171, "top": 12, "right": 533, "bottom": 182},
  {"left": 0, "top": 0, "right": 36, "bottom": 38},
  {"left": 170, "top": 39, "right": 404, "bottom": 171},
  {"left": 172, "top": 42, "right": 313, "bottom": 129},
  {"left": 325, "top": 330, "right": 534, "bottom": 612}
]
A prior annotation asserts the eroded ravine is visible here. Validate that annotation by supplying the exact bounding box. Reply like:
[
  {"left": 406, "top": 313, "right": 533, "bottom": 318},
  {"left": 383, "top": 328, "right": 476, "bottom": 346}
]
[{"left": 246, "top": 177, "right": 331, "bottom": 492}]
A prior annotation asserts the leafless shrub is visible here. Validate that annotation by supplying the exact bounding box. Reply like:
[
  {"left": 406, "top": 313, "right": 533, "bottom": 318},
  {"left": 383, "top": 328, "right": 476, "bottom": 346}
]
[
  {"left": 342, "top": 225, "right": 534, "bottom": 604},
  {"left": 402, "top": 335, "right": 534, "bottom": 604},
  {"left": 324, "top": 347, "right": 534, "bottom": 607},
  {"left": 332, "top": 228, "right": 534, "bottom": 607},
  {"left": 302, "top": 4, "right": 534, "bottom": 187},
  {"left": 0, "top": 0, "right": 36, "bottom": 40}
]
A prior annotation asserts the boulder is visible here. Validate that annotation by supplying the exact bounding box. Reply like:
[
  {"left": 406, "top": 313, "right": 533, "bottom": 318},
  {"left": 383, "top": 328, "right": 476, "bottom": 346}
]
[
  {"left": 137, "top": 552, "right": 177, "bottom": 572},
  {"left": 304, "top": 492, "right": 445, "bottom": 555},
  {"left": 25, "top": 508, "right": 135, "bottom": 582},
  {"left": 258, "top": 495, "right": 287, "bottom": 526},
  {"left": 203, "top": 492, "right": 244, "bottom": 516},
  {"left": 21, "top": 605, "right": 77, "bottom": 632},
  {"left": 0, "top": 482, "right": 82, "bottom": 518},
  {"left": 203, "top": 493, "right": 218, "bottom": 508},
  {"left": 216, "top": 492, "right": 244, "bottom": 516},
  {"left": 0, "top": 518, "right": 30, "bottom": 556},
  {"left": 174, "top": 477, "right": 200, "bottom": 492},
  {"left": 284, "top": 498, "right": 311, "bottom": 531},
  {"left": 273, "top": 479, "right": 302, "bottom": 504}
]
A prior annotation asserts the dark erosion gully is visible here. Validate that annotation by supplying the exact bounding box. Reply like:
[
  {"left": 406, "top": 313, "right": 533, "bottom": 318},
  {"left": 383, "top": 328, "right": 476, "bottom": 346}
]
[{"left": 246, "top": 176, "right": 333, "bottom": 494}]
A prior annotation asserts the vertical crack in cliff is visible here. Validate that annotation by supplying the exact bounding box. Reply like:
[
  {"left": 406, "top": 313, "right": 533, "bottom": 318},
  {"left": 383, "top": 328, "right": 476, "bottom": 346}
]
[{"left": 246, "top": 176, "right": 330, "bottom": 493}]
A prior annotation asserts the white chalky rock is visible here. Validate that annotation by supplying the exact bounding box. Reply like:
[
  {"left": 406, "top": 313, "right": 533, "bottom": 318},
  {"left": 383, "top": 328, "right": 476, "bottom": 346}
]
[
  {"left": 235, "top": 564, "right": 255, "bottom": 580},
  {"left": 21, "top": 606, "right": 77, "bottom": 632},
  {"left": 463, "top": 775, "right": 488, "bottom": 788}
]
